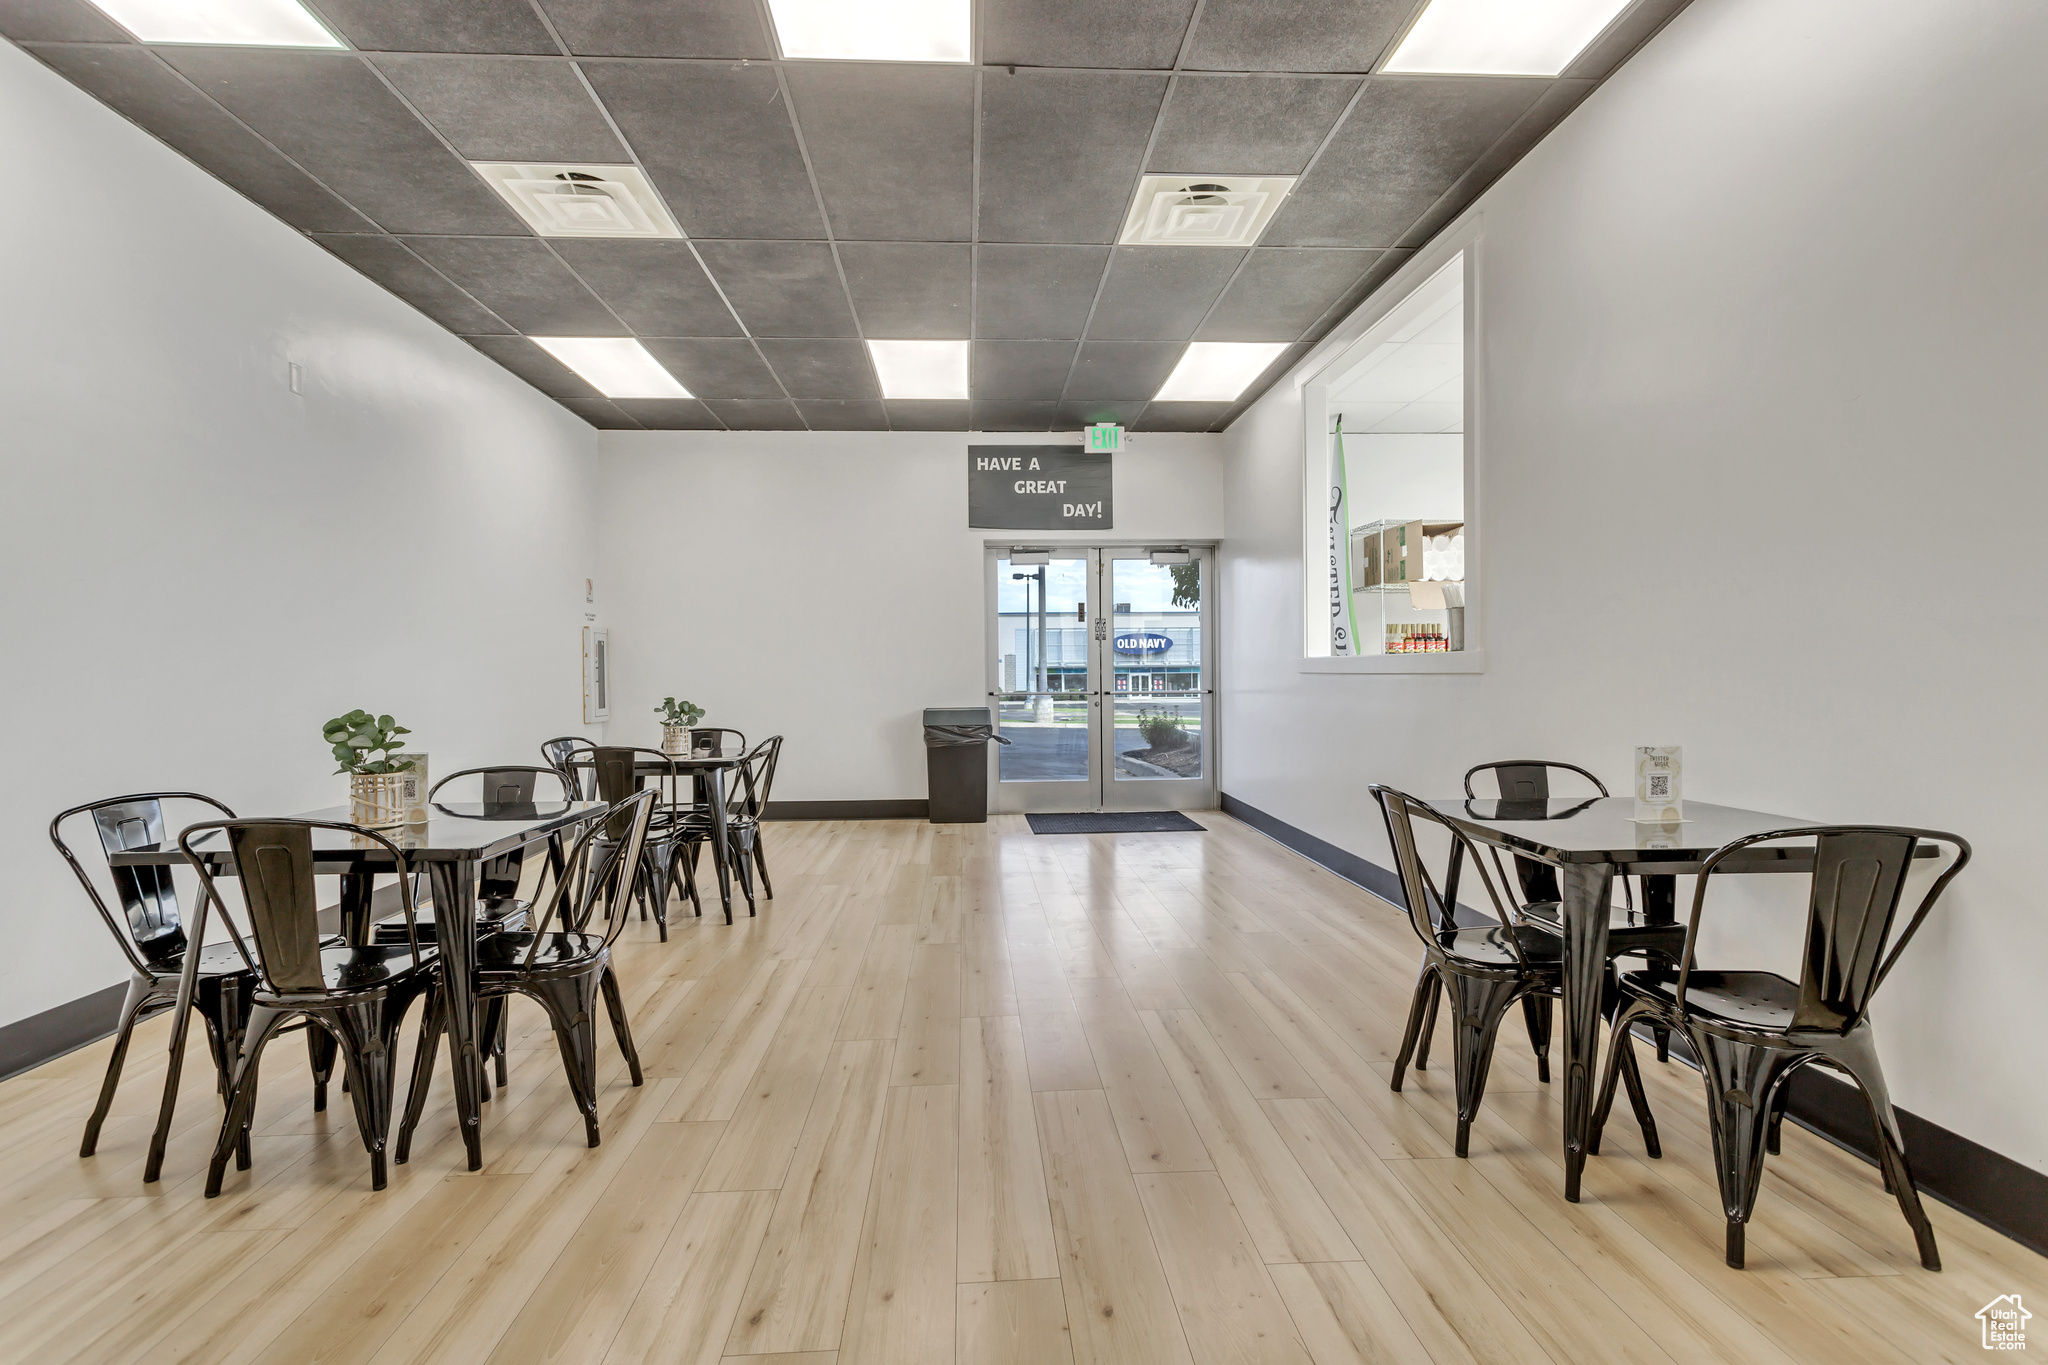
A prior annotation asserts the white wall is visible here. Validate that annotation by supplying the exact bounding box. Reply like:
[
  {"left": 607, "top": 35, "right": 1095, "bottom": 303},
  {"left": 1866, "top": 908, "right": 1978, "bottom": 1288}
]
[
  {"left": 1219, "top": 0, "right": 2048, "bottom": 1170},
  {"left": 0, "top": 39, "right": 602, "bottom": 1028},
  {"left": 593, "top": 431, "right": 1225, "bottom": 803}
]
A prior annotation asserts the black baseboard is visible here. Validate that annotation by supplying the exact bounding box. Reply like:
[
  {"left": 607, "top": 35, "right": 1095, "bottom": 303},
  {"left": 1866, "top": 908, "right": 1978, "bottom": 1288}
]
[
  {"left": 0, "top": 982, "right": 128, "bottom": 1083},
  {"left": 1221, "top": 789, "right": 2048, "bottom": 1259},
  {"left": 762, "top": 799, "right": 929, "bottom": 822}
]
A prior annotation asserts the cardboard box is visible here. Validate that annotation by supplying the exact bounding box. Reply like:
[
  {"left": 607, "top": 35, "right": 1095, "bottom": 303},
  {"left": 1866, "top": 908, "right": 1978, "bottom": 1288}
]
[
  {"left": 1380, "top": 520, "right": 1463, "bottom": 585},
  {"left": 1349, "top": 524, "right": 1383, "bottom": 588}
]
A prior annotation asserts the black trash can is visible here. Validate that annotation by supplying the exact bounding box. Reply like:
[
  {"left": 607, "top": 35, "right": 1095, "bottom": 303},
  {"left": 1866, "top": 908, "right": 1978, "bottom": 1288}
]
[{"left": 923, "top": 706, "right": 1006, "bottom": 824}]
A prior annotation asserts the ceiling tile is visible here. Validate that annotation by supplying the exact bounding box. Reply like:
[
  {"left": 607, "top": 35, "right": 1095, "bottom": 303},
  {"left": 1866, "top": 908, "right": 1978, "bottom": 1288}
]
[
  {"left": 1058, "top": 400, "right": 1146, "bottom": 428},
  {"left": 838, "top": 243, "right": 970, "bottom": 339},
  {"left": 785, "top": 64, "right": 973, "bottom": 242},
  {"left": 312, "top": 0, "right": 557, "bottom": 54},
  {"left": 157, "top": 48, "right": 524, "bottom": 235},
  {"left": 886, "top": 401, "right": 970, "bottom": 431},
  {"left": 982, "top": 0, "right": 1198, "bottom": 69},
  {"left": 557, "top": 397, "right": 644, "bottom": 429},
  {"left": 1195, "top": 248, "right": 1375, "bottom": 341},
  {"left": 796, "top": 400, "right": 888, "bottom": 431},
  {"left": 371, "top": 56, "right": 623, "bottom": 163},
  {"left": 581, "top": 61, "right": 821, "bottom": 240},
  {"left": 974, "top": 245, "right": 1108, "bottom": 340},
  {"left": 550, "top": 240, "right": 740, "bottom": 337},
  {"left": 1183, "top": 0, "right": 1412, "bottom": 73},
  {"left": 972, "top": 341, "right": 1076, "bottom": 401},
  {"left": 1136, "top": 400, "right": 1235, "bottom": 431},
  {"left": 978, "top": 71, "right": 1167, "bottom": 244},
  {"left": 611, "top": 398, "right": 722, "bottom": 429},
  {"left": 1148, "top": 75, "right": 1359, "bottom": 175},
  {"left": 536, "top": 0, "right": 772, "bottom": 58},
  {"left": 639, "top": 339, "right": 783, "bottom": 399},
  {"left": 1395, "top": 80, "right": 1594, "bottom": 249},
  {"left": 1086, "top": 247, "right": 1244, "bottom": 341},
  {"left": 463, "top": 334, "right": 599, "bottom": 399},
  {"left": 1263, "top": 77, "right": 1548, "bottom": 247},
  {"left": 1064, "top": 342, "right": 1184, "bottom": 400},
  {"left": 316, "top": 234, "right": 510, "bottom": 333},
  {"left": 705, "top": 399, "right": 804, "bottom": 430},
  {"left": 405, "top": 236, "right": 621, "bottom": 334},
  {"left": 755, "top": 339, "right": 880, "bottom": 400},
  {"left": 971, "top": 401, "right": 1058, "bottom": 431},
  {"left": 1, "top": 0, "right": 129, "bottom": 42},
  {"left": 693, "top": 240, "right": 856, "bottom": 338},
  {"left": 26, "top": 43, "right": 371, "bottom": 233}
]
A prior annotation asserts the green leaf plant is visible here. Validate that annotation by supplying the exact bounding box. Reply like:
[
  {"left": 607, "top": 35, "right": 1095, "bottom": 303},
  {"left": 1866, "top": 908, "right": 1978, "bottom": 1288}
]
[
  {"left": 323, "top": 709, "right": 416, "bottom": 775},
  {"left": 655, "top": 697, "right": 706, "bottom": 728}
]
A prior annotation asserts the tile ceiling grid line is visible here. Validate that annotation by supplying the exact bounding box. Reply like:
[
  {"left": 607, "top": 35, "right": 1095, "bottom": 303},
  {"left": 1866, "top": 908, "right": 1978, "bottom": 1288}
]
[
  {"left": 555, "top": 60, "right": 803, "bottom": 431},
  {"left": 765, "top": 58, "right": 877, "bottom": 430},
  {"left": 66, "top": 32, "right": 528, "bottom": 348},
  {"left": 1104, "top": 0, "right": 1203, "bottom": 434},
  {"left": 514, "top": 0, "right": 745, "bottom": 427},
  {"left": 1170, "top": 75, "right": 1374, "bottom": 430}
]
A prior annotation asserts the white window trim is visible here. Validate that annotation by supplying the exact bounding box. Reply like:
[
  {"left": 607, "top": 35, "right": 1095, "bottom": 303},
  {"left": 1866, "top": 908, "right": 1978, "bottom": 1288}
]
[{"left": 1296, "top": 216, "right": 1484, "bottom": 674}]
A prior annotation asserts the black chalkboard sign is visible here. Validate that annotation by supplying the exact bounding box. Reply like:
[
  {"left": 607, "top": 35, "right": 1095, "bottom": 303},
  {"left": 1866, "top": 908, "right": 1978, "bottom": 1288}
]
[{"left": 967, "top": 445, "right": 1113, "bottom": 529}]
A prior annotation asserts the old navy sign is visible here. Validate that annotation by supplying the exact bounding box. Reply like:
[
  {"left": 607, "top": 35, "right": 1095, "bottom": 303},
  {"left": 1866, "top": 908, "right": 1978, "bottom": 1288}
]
[
  {"left": 967, "top": 444, "right": 1113, "bottom": 529},
  {"left": 1114, "top": 631, "right": 1174, "bottom": 655}
]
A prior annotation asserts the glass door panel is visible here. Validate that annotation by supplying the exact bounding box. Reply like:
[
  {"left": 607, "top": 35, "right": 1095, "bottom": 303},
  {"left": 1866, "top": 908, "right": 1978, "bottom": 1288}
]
[
  {"left": 990, "top": 551, "right": 1098, "bottom": 809},
  {"left": 1102, "top": 549, "right": 1213, "bottom": 811}
]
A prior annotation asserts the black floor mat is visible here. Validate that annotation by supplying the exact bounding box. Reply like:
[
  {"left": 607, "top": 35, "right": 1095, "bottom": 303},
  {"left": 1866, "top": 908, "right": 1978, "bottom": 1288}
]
[{"left": 1025, "top": 811, "right": 1207, "bottom": 834}]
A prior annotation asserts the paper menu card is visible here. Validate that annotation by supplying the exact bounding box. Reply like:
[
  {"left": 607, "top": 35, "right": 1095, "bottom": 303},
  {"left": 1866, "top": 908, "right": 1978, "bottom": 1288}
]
[{"left": 1634, "top": 746, "right": 1682, "bottom": 823}]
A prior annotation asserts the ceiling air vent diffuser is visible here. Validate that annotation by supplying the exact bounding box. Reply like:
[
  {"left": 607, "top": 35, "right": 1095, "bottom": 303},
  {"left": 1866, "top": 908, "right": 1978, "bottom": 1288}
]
[
  {"left": 1117, "top": 175, "right": 1297, "bottom": 248},
  {"left": 472, "top": 163, "right": 682, "bottom": 238}
]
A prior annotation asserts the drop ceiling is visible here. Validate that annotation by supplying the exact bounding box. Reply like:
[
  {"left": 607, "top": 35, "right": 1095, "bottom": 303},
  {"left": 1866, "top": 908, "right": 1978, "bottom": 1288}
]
[{"left": 2, "top": 0, "right": 1691, "bottom": 432}]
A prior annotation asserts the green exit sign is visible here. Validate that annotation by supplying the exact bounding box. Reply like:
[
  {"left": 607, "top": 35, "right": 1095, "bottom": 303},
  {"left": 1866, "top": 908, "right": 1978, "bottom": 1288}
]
[{"left": 1085, "top": 422, "right": 1124, "bottom": 453}]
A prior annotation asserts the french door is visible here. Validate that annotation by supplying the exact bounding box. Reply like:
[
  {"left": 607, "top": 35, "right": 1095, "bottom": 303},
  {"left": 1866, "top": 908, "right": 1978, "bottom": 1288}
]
[{"left": 985, "top": 544, "right": 1215, "bottom": 813}]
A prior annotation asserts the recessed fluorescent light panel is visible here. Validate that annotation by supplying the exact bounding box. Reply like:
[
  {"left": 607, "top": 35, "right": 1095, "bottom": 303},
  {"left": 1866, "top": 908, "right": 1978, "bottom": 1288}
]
[
  {"left": 531, "top": 338, "right": 691, "bottom": 400},
  {"left": 868, "top": 340, "right": 969, "bottom": 400},
  {"left": 472, "top": 164, "right": 681, "bottom": 239},
  {"left": 1384, "top": 0, "right": 1633, "bottom": 76},
  {"left": 86, "top": 0, "right": 341, "bottom": 46},
  {"left": 1119, "top": 176, "right": 1297, "bottom": 248},
  {"left": 766, "top": 0, "right": 970, "bottom": 62},
  {"left": 1154, "top": 342, "right": 1290, "bottom": 402}
]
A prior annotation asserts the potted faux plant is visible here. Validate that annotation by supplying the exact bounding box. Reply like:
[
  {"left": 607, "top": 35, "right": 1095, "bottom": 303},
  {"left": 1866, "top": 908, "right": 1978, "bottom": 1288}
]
[
  {"left": 324, "top": 710, "right": 418, "bottom": 828},
  {"left": 656, "top": 697, "right": 705, "bottom": 756}
]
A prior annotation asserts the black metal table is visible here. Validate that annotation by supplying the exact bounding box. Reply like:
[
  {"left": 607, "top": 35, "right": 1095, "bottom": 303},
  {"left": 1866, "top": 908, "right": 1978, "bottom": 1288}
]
[
  {"left": 571, "top": 753, "right": 745, "bottom": 921},
  {"left": 114, "top": 798, "right": 606, "bottom": 1171},
  {"left": 1423, "top": 795, "right": 1842, "bottom": 1202}
]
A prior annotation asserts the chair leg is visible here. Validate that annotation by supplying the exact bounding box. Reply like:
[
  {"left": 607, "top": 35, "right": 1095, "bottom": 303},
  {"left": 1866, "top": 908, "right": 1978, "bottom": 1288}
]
[
  {"left": 328, "top": 997, "right": 398, "bottom": 1192},
  {"left": 396, "top": 981, "right": 447, "bottom": 1165},
  {"left": 494, "top": 995, "right": 511, "bottom": 1089},
  {"left": 1389, "top": 962, "right": 1436, "bottom": 1093},
  {"left": 1765, "top": 1080, "right": 1791, "bottom": 1155},
  {"left": 646, "top": 850, "right": 670, "bottom": 942},
  {"left": 1691, "top": 1028, "right": 1805, "bottom": 1269},
  {"left": 1615, "top": 1029, "right": 1661, "bottom": 1159},
  {"left": 83, "top": 975, "right": 155, "bottom": 1159},
  {"left": 199, "top": 978, "right": 255, "bottom": 1172},
  {"left": 1521, "top": 994, "right": 1553, "bottom": 1084},
  {"left": 751, "top": 833, "right": 773, "bottom": 900},
  {"left": 1413, "top": 973, "right": 1443, "bottom": 1072},
  {"left": 1828, "top": 1034, "right": 1941, "bottom": 1270},
  {"left": 307, "top": 1020, "right": 336, "bottom": 1112},
  {"left": 1590, "top": 1000, "right": 1653, "bottom": 1157},
  {"left": 206, "top": 1007, "right": 289, "bottom": 1198},
  {"left": 530, "top": 974, "right": 603, "bottom": 1148},
  {"left": 599, "top": 965, "right": 643, "bottom": 1087},
  {"left": 676, "top": 840, "right": 702, "bottom": 918},
  {"left": 1443, "top": 973, "right": 1527, "bottom": 1158}
]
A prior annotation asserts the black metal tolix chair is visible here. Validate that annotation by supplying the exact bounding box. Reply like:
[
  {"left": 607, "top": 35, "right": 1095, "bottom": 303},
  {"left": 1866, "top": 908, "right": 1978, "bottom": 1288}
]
[
  {"left": 397, "top": 790, "right": 655, "bottom": 1157},
  {"left": 178, "top": 818, "right": 440, "bottom": 1196},
  {"left": 541, "top": 736, "right": 586, "bottom": 798},
  {"left": 1374, "top": 784, "right": 1660, "bottom": 1159},
  {"left": 679, "top": 735, "right": 782, "bottom": 915},
  {"left": 1591, "top": 824, "right": 1969, "bottom": 1269},
  {"left": 52, "top": 792, "right": 340, "bottom": 1183}
]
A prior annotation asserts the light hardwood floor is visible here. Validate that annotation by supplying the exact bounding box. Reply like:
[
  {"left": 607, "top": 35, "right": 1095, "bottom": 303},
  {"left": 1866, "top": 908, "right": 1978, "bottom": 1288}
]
[{"left": 2, "top": 814, "right": 2040, "bottom": 1365}]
